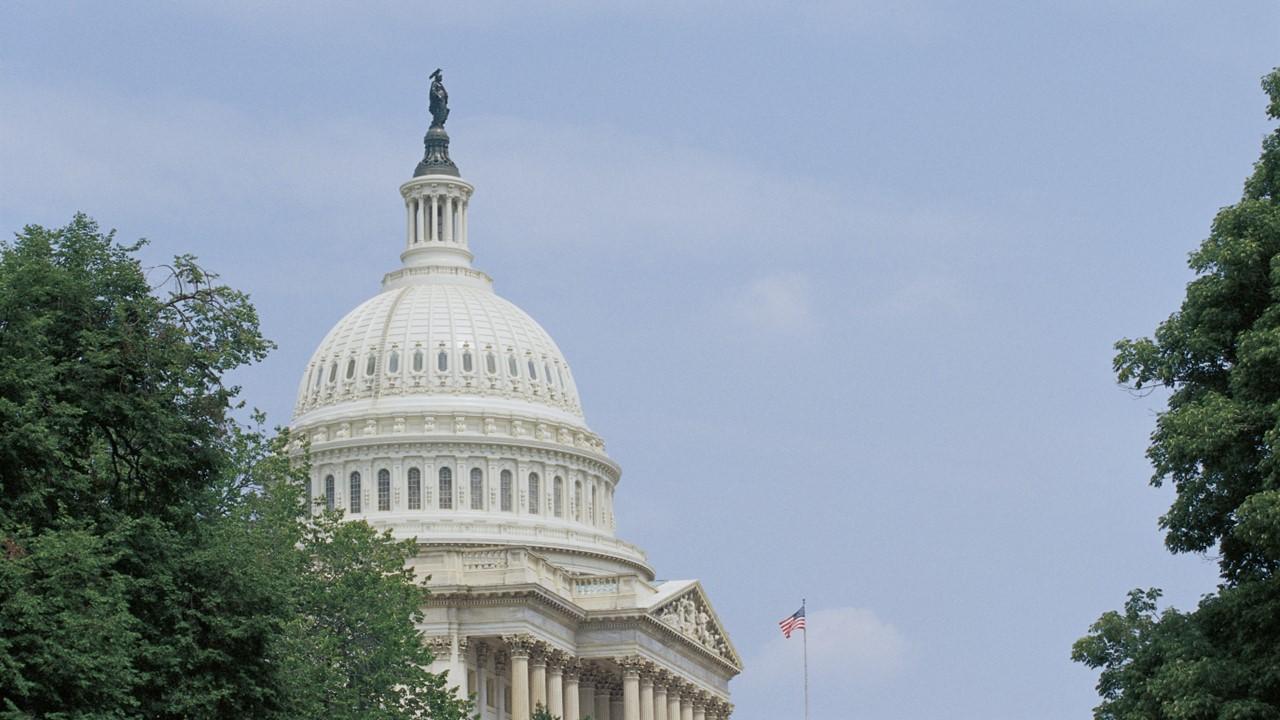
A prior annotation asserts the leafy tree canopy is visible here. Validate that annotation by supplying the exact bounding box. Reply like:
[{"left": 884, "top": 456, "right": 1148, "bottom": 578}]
[
  {"left": 0, "top": 216, "right": 470, "bottom": 720},
  {"left": 1073, "top": 69, "right": 1280, "bottom": 719}
]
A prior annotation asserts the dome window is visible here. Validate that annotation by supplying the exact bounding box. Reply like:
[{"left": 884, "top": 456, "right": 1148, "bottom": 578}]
[
  {"left": 345, "top": 358, "right": 356, "bottom": 381},
  {"left": 462, "top": 349, "right": 474, "bottom": 373},
  {"left": 377, "top": 469, "right": 391, "bottom": 511},
  {"left": 500, "top": 470, "right": 512, "bottom": 511},
  {"left": 365, "top": 354, "right": 377, "bottom": 377},
  {"left": 313, "top": 366, "right": 323, "bottom": 390},
  {"left": 553, "top": 476, "right": 564, "bottom": 518},
  {"left": 527, "top": 359, "right": 538, "bottom": 381},
  {"left": 438, "top": 467, "right": 453, "bottom": 509},
  {"left": 528, "top": 473, "right": 540, "bottom": 515},
  {"left": 437, "top": 350, "right": 449, "bottom": 372},
  {"left": 349, "top": 471, "right": 361, "bottom": 513},
  {"left": 413, "top": 348, "right": 424, "bottom": 373},
  {"left": 388, "top": 350, "right": 400, "bottom": 374},
  {"left": 407, "top": 468, "right": 421, "bottom": 510},
  {"left": 556, "top": 364, "right": 565, "bottom": 388},
  {"left": 469, "top": 468, "right": 483, "bottom": 510},
  {"left": 486, "top": 351, "right": 497, "bottom": 375},
  {"left": 328, "top": 362, "right": 338, "bottom": 384},
  {"left": 544, "top": 362, "right": 553, "bottom": 386},
  {"left": 324, "top": 474, "right": 335, "bottom": 512},
  {"left": 574, "top": 479, "right": 583, "bottom": 521},
  {"left": 508, "top": 353, "right": 519, "bottom": 377}
]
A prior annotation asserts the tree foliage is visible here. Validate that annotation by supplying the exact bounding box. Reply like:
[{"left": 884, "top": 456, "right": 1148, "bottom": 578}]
[
  {"left": 1073, "top": 69, "right": 1280, "bottom": 719},
  {"left": 0, "top": 216, "right": 470, "bottom": 719}
]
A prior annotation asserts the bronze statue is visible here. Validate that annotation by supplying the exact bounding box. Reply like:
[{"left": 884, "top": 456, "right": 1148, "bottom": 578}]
[{"left": 429, "top": 68, "right": 449, "bottom": 128}]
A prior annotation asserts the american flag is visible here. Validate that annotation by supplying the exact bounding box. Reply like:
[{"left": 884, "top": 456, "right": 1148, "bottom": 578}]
[{"left": 779, "top": 606, "right": 806, "bottom": 638}]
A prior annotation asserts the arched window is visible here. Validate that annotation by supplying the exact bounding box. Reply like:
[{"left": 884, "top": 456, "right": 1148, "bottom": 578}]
[
  {"left": 413, "top": 348, "right": 425, "bottom": 372},
  {"left": 486, "top": 351, "right": 497, "bottom": 375},
  {"left": 462, "top": 349, "right": 474, "bottom": 373},
  {"left": 349, "top": 471, "right": 362, "bottom": 513},
  {"left": 508, "top": 353, "right": 519, "bottom": 376},
  {"left": 378, "top": 469, "right": 391, "bottom": 511},
  {"left": 325, "top": 474, "right": 335, "bottom": 511},
  {"left": 544, "top": 362, "right": 553, "bottom": 386},
  {"left": 528, "top": 473, "right": 540, "bottom": 515},
  {"left": 438, "top": 467, "right": 453, "bottom": 509},
  {"left": 366, "top": 354, "right": 377, "bottom": 377},
  {"left": 470, "top": 468, "right": 483, "bottom": 510},
  {"left": 527, "top": 359, "right": 538, "bottom": 380},
  {"left": 313, "top": 366, "right": 323, "bottom": 390},
  {"left": 574, "top": 479, "right": 583, "bottom": 521},
  {"left": 388, "top": 350, "right": 400, "bottom": 374},
  {"left": 553, "top": 476, "right": 564, "bottom": 517},
  {"left": 345, "top": 358, "right": 356, "bottom": 380},
  {"left": 500, "top": 470, "right": 513, "bottom": 511},
  {"left": 328, "top": 362, "right": 338, "bottom": 384},
  {"left": 407, "top": 468, "right": 421, "bottom": 510},
  {"left": 437, "top": 350, "right": 449, "bottom": 372}
]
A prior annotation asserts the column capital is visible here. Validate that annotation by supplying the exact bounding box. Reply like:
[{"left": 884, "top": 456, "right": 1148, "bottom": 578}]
[
  {"left": 475, "top": 640, "right": 490, "bottom": 665},
  {"left": 503, "top": 633, "right": 536, "bottom": 659},
  {"left": 563, "top": 659, "right": 582, "bottom": 681},
  {"left": 529, "top": 641, "right": 550, "bottom": 668},
  {"left": 546, "top": 649, "right": 569, "bottom": 671},
  {"left": 494, "top": 648, "right": 509, "bottom": 673},
  {"left": 456, "top": 635, "right": 469, "bottom": 654},
  {"left": 425, "top": 635, "right": 451, "bottom": 657},
  {"left": 618, "top": 655, "right": 644, "bottom": 679}
]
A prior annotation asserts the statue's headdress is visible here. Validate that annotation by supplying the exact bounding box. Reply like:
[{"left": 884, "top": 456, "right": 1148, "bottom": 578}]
[{"left": 430, "top": 68, "right": 443, "bottom": 81}]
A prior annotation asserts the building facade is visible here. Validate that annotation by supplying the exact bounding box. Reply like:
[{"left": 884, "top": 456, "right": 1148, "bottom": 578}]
[{"left": 290, "top": 107, "right": 739, "bottom": 720}]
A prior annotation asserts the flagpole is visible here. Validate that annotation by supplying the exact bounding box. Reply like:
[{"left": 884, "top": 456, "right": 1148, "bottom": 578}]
[{"left": 802, "top": 597, "right": 809, "bottom": 720}]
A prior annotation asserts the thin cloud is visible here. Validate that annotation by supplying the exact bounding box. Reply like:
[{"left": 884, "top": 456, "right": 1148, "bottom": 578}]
[
  {"left": 746, "top": 606, "right": 907, "bottom": 686},
  {"left": 724, "top": 272, "right": 820, "bottom": 337}
]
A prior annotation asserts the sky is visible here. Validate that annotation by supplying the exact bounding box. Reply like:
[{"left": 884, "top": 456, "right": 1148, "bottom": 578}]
[{"left": 2, "top": 2, "right": 1278, "bottom": 718}]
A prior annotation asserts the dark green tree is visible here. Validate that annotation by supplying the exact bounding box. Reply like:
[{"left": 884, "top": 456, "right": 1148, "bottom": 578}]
[
  {"left": 0, "top": 215, "right": 471, "bottom": 719},
  {"left": 1073, "top": 70, "right": 1280, "bottom": 719}
]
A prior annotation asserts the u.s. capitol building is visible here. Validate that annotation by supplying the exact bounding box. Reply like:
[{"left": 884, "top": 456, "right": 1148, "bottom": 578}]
[{"left": 290, "top": 78, "right": 740, "bottom": 720}]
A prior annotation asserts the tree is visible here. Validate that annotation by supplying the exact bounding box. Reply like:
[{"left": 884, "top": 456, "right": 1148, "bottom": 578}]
[
  {"left": 0, "top": 215, "right": 470, "bottom": 719},
  {"left": 1073, "top": 70, "right": 1280, "bottom": 718}
]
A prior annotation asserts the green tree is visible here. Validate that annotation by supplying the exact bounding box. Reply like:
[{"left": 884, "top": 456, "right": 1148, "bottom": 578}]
[
  {"left": 0, "top": 215, "right": 470, "bottom": 719},
  {"left": 1073, "top": 70, "right": 1280, "bottom": 718}
]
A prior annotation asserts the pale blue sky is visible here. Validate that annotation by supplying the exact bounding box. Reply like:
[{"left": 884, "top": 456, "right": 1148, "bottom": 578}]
[{"left": 2, "top": 3, "right": 1278, "bottom": 718}]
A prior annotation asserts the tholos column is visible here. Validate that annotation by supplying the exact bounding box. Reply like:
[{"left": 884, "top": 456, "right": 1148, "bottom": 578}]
[
  {"left": 547, "top": 654, "right": 565, "bottom": 719},
  {"left": 443, "top": 195, "right": 454, "bottom": 243},
  {"left": 611, "top": 689, "right": 624, "bottom": 720},
  {"left": 680, "top": 691, "right": 694, "bottom": 720},
  {"left": 563, "top": 663, "right": 581, "bottom": 720},
  {"left": 475, "top": 643, "right": 489, "bottom": 715},
  {"left": 693, "top": 698, "right": 706, "bottom": 720},
  {"left": 508, "top": 638, "right": 531, "bottom": 720},
  {"left": 429, "top": 195, "right": 438, "bottom": 241},
  {"left": 622, "top": 663, "right": 641, "bottom": 720},
  {"left": 667, "top": 686, "right": 681, "bottom": 720}
]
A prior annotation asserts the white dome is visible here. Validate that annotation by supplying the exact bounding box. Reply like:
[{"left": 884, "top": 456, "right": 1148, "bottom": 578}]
[
  {"left": 293, "top": 277, "right": 585, "bottom": 426},
  {"left": 289, "top": 171, "right": 647, "bottom": 576}
]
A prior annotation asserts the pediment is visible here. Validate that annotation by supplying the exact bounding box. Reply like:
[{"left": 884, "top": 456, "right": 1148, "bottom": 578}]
[{"left": 649, "top": 581, "right": 742, "bottom": 669}]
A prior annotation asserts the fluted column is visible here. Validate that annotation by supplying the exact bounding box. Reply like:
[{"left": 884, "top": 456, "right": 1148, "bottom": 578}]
[
  {"left": 579, "top": 670, "right": 596, "bottom": 720},
  {"left": 506, "top": 636, "right": 532, "bottom": 720},
  {"left": 621, "top": 659, "right": 641, "bottom": 720},
  {"left": 611, "top": 687, "right": 624, "bottom": 720},
  {"left": 475, "top": 642, "right": 490, "bottom": 715},
  {"left": 564, "top": 662, "right": 581, "bottom": 720},
  {"left": 594, "top": 680, "right": 612, "bottom": 720},
  {"left": 547, "top": 652, "right": 565, "bottom": 719},
  {"left": 495, "top": 651, "right": 509, "bottom": 720},
  {"left": 692, "top": 695, "right": 706, "bottom": 720},
  {"left": 640, "top": 671, "right": 655, "bottom": 720},
  {"left": 653, "top": 675, "right": 669, "bottom": 720},
  {"left": 530, "top": 645, "right": 548, "bottom": 713},
  {"left": 667, "top": 684, "right": 681, "bottom": 720},
  {"left": 680, "top": 690, "right": 694, "bottom": 720}
]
